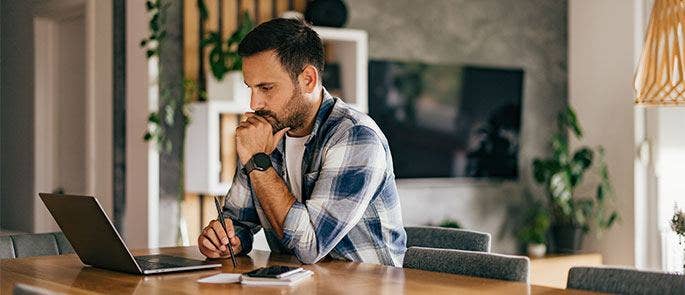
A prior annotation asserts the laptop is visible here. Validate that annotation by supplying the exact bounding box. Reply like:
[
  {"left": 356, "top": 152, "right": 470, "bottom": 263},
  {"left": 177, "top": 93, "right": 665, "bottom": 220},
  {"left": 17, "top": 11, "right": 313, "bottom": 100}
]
[{"left": 39, "top": 193, "right": 222, "bottom": 275}]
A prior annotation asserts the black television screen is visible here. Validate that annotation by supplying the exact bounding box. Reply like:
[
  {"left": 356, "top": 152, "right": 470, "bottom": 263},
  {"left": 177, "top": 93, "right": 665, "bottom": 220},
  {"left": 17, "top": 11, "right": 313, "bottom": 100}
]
[{"left": 368, "top": 60, "right": 524, "bottom": 179}]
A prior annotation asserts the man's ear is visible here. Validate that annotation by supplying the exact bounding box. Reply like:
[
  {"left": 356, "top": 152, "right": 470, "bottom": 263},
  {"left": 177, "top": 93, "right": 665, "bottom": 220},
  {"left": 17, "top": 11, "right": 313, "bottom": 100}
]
[{"left": 298, "top": 65, "right": 319, "bottom": 94}]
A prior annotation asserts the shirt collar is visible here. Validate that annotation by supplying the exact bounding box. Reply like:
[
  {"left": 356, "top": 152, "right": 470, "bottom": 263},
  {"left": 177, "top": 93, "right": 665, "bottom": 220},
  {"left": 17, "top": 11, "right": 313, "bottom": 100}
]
[{"left": 306, "top": 88, "right": 335, "bottom": 146}]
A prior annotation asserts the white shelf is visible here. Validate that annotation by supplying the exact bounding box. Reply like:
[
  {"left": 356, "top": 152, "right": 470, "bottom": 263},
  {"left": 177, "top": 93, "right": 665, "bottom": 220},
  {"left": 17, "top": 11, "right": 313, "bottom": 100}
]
[
  {"left": 185, "top": 27, "right": 368, "bottom": 194},
  {"left": 313, "top": 26, "right": 368, "bottom": 113},
  {"left": 184, "top": 101, "right": 248, "bottom": 195}
]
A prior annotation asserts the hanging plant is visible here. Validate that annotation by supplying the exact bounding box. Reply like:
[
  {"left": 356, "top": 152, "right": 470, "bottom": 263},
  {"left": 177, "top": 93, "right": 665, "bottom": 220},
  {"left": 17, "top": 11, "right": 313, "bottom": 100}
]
[
  {"left": 140, "top": 1, "right": 200, "bottom": 152},
  {"left": 201, "top": 11, "right": 254, "bottom": 80},
  {"left": 140, "top": 0, "right": 169, "bottom": 59}
]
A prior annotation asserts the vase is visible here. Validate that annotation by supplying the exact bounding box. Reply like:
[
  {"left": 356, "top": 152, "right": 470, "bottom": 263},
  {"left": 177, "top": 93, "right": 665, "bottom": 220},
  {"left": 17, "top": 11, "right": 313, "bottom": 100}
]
[
  {"left": 527, "top": 243, "right": 547, "bottom": 258},
  {"left": 304, "top": 0, "right": 348, "bottom": 28},
  {"left": 552, "top": 225, "right": 584, "bottom": 253}
]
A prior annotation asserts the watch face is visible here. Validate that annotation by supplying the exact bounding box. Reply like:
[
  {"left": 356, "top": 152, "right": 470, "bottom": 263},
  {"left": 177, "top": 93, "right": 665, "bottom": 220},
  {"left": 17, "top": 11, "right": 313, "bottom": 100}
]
[{"left": 253, "top": 153, "right": 272, "bottom": 170}]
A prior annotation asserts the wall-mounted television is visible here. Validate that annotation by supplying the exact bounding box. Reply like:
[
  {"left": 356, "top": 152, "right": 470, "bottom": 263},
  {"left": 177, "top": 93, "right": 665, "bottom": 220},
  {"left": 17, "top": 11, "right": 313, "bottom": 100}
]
[{"left": 368, "top": 60, "right": 524, "bottom": 179}]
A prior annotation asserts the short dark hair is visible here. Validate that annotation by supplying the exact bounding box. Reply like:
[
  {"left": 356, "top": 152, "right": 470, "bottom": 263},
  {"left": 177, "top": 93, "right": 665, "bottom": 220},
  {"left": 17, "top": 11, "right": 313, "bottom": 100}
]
[{"left": 238, "top": 18, "right": 324, "bottom": 81}]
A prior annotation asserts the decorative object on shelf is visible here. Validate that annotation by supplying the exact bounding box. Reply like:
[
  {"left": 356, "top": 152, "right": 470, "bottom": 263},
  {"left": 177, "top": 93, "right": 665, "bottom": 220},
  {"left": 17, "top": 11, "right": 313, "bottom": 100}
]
[
  {"left": 321, "top": 63, "right": 342, "bottom": 97},
  {"left": 634, "top": 0, "right": 685, "bottom": 106},
  {"left": 517, "top": 199, "right": 550, "bottom": 258},
  {"left": 527, "top": 244, "right": 547, "bottom": 259},
  {"left": 532, "top": 107, "right": 619, "bottom": 253},
  {"left": 201, "top": 10, "right": 253, "bottom": 102},
  {"left": 305, "top": 0, "right": 348, "bottom": 28},
  {"left": 671, "top": 206, "right": 685, "bottom": 271}
]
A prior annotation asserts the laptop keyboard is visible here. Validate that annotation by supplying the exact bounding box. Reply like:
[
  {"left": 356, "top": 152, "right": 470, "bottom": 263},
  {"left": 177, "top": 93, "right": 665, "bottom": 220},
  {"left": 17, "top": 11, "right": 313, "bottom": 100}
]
[{"left": 135, "top": 255, "right": 185, "bottom": 270}]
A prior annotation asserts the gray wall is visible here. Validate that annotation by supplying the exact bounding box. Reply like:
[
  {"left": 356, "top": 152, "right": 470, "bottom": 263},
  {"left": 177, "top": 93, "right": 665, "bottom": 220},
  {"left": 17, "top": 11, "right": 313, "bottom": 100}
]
[
  {"left": 1, "top": 0, "right": 36, "bottom": 231},
  {"left": 346, "top": 0, "right": 568, "bottom": 253}
]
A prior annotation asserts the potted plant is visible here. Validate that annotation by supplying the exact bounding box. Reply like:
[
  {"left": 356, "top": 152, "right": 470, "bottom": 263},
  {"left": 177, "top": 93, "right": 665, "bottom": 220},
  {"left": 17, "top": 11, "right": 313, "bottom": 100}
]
[
  {"left": 532, "top": 107, "right": 619, "bottom": 253},
  {"left": 517, "top": 199, "right": 551, "bottom": 258},
  {"left": 671, "top": 206, "right": 685, "bottom": 272},
  {"left": 201, "top": 9, "right": 253, "bottom": 102}
]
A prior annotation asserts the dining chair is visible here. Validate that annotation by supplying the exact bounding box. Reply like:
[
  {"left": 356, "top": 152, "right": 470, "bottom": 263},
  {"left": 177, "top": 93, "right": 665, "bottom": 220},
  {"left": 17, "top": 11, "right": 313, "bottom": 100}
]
[{"left": 403, "top": 246, "right": 529, "bottom": 282}]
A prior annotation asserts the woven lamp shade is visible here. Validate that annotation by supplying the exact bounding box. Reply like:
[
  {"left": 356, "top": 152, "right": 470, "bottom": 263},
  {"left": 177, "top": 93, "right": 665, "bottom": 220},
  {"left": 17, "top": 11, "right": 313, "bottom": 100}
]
[{"left": 634, "top": 0, "right": 685, "bottom": 106}]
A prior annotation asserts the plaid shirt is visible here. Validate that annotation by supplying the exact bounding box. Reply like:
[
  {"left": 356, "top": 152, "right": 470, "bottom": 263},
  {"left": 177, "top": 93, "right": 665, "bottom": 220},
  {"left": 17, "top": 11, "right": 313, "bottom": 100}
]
[{"left": 223, "top": 89, "right": 406, "bottom": 266}]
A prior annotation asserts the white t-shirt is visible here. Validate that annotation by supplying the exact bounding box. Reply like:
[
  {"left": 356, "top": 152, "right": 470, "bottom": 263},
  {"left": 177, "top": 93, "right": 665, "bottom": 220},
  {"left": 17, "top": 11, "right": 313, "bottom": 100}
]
[{"left": 284, "top": 134, "right": 310, "bottom": 202}]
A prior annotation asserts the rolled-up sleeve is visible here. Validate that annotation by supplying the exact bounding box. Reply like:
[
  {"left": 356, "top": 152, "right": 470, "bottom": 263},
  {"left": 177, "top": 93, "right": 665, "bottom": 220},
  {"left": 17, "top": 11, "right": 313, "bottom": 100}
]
[{"left": 281, "top": 125, "right": 388, "bottom": 264}]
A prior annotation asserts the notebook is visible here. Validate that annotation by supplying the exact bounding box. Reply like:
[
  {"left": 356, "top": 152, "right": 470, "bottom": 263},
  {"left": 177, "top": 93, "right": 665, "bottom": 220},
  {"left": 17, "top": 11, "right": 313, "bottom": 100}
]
[{"left": 240, "top": 269, "right": 314, "bottom": 286}]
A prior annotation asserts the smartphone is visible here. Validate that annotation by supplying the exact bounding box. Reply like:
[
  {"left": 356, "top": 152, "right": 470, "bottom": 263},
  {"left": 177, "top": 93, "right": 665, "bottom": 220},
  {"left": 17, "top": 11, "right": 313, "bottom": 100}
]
[{"left": 243, "top": 265, "right": 303, "bottom": 278}]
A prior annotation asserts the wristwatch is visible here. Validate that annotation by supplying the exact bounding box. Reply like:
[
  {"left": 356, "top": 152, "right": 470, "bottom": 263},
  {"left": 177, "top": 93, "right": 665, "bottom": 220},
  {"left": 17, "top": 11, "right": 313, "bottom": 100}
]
[{"left": 242, "top": 153, "right": 272, "bottom": 175}]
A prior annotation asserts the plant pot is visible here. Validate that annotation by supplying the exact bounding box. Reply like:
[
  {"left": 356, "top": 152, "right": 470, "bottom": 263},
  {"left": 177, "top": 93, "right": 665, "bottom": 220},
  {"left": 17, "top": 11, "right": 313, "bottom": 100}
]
[
  {"left": 527, "top": 243, "right": 547, "bottom": 258},
  {"left": 552, "top": 225, "right": 584, "bottom": 253},
  {"left": 206, "top": 71, "right": 250, "bottom": 103}
]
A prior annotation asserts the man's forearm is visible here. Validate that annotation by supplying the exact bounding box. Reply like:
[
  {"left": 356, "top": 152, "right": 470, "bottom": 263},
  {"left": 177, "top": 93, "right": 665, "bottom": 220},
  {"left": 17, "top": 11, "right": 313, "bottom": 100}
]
[{"left": 248, "top": 168, "right": 296, "bottom": 238}]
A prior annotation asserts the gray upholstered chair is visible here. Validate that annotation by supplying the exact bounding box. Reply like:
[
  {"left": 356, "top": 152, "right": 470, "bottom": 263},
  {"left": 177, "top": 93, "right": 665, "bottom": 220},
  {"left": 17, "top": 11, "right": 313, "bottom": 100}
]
[
  {"left": 0, "top": 232, "right": 74, "bottom": 259},
  {"left": 567, "top": 266, "right": 685, "bottom": 294},
  {"left": 403, "top": 246, "right": 530, "bottom": 282},
  {"left": 404, "top": 226, "right": 491, "bottom": 252}
]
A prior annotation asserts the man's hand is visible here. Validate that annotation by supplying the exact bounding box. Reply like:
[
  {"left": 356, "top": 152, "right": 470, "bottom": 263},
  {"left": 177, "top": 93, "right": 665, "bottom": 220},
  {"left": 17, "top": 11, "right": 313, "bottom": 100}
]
[
  {"left": 198, "top": 218, "right": 242, "bottom": 259},
  {"left": 236, "top": 113, "right": 289, "bottom": 165}
]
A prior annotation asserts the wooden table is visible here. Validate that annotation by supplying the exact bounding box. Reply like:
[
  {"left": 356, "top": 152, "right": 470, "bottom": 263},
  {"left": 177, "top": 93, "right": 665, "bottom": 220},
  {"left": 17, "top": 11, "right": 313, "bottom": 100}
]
[
  {"left": 1, "top": 246, "right": 599, "bottom": 294},
  {"left": 530, "top": 253, "right": 603, "bottom": 289}
]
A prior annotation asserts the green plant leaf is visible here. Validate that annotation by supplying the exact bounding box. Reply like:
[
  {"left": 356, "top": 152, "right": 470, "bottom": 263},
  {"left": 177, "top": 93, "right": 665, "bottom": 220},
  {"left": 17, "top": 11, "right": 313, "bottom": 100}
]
[
  {"left": 549, "top": 172, "right": 573, "bottom": 214},
  {"left": 559, "top": 107, "right": 583, "bottom": 138},
  {"left": 150, "top": 13, "right": 159, "bottom": 32},
  {"left": 197, "top": 0, "right": 209, "bottom": 21},
  {"left": 148, "top": 112, "right": 160, "bottom": 124}
]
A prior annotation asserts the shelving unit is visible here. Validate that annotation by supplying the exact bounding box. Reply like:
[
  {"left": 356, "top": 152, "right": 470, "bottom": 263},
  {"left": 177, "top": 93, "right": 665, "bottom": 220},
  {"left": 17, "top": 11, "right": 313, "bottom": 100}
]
[{"left": 184, "top": 27, "right": 368, "bottom": 194}]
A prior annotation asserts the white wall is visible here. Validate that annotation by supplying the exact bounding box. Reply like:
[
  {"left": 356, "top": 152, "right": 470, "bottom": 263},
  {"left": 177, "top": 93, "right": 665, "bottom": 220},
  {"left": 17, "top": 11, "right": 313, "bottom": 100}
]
[
  {"left": 125, "top": 0, "right": 158, "bottom": 249},
  {"left": 568, "top": 0, "right": 640, "bottom": 266},
  {"left": 57, "top": 15, "right": 87, "bottom": 196},
  {"left": 33, "top": 10, "right": 88, "bottom": 233},
  {"left": 650, "top": 108, "right": 685, "bottom": 271},
  {"left": 85, "top": 0, "right": 113, "bottom": 218}
]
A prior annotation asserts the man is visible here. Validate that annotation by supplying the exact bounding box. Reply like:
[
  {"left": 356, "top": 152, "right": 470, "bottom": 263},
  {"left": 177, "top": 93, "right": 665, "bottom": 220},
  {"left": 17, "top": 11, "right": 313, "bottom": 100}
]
[{"left": 197, "top": 18, "right": 406, "bottom": 266}]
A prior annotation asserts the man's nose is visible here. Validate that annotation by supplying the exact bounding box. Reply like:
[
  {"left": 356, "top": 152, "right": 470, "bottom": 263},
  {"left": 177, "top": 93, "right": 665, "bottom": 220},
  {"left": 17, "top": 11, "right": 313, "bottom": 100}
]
[{"left": 250, "top": 92, "right": 265, "bottom": 111}]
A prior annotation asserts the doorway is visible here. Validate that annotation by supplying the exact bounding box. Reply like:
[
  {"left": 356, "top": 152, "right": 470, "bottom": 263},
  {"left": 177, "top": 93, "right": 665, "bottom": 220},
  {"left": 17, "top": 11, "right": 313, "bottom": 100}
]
[{"left": 33, "top": 0, "right": 87, "bottom": 232}]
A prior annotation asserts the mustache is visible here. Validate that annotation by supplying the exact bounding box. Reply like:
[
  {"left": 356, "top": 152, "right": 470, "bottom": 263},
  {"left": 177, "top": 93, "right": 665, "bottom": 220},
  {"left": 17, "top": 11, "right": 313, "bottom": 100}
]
[{"left": 254, "top": 109, "right": 276, "bottom": 118}]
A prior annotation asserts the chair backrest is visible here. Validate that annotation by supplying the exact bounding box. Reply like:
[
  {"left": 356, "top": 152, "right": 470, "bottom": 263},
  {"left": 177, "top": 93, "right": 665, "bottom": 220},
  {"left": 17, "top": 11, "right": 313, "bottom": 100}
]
[
  {"left": 0, "top": 232, "right": 74, "bottom": 259},
  {"left": 403, "top": 246, "right": 529, "bottom": 282},
  {"left": 567, "top": 266, "right": 685, "bottom": 294},
  {"left": 404, "top": 226, "right": 491, "bottom": 252}
]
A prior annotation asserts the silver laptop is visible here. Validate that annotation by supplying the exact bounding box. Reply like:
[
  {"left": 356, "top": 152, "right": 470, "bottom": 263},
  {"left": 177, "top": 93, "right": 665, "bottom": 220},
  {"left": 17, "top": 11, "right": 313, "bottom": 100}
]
[{"left": 39, "top": 193, "right": 222, "bottom": 275}]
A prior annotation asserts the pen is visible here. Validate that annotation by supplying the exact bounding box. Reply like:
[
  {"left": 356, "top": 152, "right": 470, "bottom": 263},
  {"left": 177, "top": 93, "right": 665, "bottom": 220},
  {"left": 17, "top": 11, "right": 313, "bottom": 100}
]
[{"left": 213, "top": 195, "right": 238, "bottom": 268}]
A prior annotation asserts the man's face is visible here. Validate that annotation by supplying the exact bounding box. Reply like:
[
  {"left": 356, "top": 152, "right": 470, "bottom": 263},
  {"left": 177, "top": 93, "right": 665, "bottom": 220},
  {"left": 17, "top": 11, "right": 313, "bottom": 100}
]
[{"left": 242, "top": 50, "right": 310, "bottom": 132}]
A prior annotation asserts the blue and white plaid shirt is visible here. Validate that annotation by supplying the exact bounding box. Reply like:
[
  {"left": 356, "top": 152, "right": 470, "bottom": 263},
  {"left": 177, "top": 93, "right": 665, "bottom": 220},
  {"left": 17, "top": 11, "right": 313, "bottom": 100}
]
[{"left": 223, "top": 89, "right": 406, "bottom": 266}]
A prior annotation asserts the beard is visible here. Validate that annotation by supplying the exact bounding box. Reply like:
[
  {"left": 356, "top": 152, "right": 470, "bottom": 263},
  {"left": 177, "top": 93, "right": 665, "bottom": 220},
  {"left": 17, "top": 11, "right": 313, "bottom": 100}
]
[{"left": 254, "top": 86, "right": 309, "bottom": 133}]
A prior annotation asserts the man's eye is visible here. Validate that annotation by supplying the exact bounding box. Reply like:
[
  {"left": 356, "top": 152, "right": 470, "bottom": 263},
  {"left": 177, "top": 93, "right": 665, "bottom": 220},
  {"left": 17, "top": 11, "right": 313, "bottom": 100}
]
[{"left": 261, "top": 86, "right": 272, "bottom": 91}]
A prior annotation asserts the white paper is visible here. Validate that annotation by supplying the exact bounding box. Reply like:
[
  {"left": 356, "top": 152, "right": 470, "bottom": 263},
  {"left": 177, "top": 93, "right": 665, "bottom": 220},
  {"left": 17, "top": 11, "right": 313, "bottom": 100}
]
[{"left": 197, "top": 273, "right": 242, "bottom": 284}]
